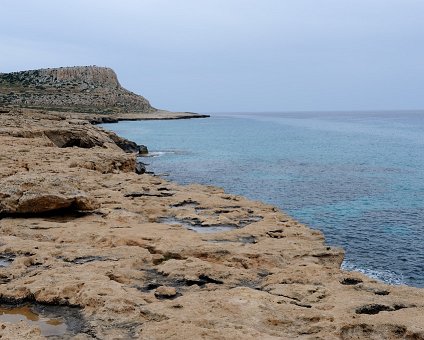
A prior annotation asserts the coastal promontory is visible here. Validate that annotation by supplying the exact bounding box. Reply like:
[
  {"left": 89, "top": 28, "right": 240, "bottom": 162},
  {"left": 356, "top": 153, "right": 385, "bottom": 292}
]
[{"left": 0, "top": 66, "right": 207, "bottom": 120}]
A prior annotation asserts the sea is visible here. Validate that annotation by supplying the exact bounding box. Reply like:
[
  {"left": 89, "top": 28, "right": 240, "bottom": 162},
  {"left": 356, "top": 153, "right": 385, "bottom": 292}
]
[{"left": 102, "top": 111, "right": 424, "bottom": 287}]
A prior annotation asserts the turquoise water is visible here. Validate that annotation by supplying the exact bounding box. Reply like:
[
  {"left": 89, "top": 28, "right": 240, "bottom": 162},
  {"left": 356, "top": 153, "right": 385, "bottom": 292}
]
[{"left": 102, "top": 111, "right": 424, "bottom": 287}]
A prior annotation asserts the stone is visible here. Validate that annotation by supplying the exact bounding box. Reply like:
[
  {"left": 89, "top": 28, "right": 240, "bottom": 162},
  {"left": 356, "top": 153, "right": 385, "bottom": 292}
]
[
  {"left": 154, "top": 286, "right": 177, "bottom": 299},
  {"left": 0, "top": 174, "right": 99, "bottom": 215},
  {"left": 135, "top": 161, "right": 146, "bottom": 174},
  {"left": 138, "top": 145, "right": 149, "bottom": 155}
]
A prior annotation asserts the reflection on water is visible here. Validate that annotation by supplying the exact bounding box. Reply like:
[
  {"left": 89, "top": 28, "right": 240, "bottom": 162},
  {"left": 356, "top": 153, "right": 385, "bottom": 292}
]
[
  {"left": 0, "top": 305, "right": 66, "bottom": 336},
  {"left": 0, "top": 254, "right": 15, "bottom": 267}
]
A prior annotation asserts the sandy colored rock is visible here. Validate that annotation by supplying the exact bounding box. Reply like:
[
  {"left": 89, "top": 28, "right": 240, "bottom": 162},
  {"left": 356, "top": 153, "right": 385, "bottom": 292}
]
[
  {"left": 0, "top": 106, "right": 423, "bottom": 339},
  {"left": 154, "top": 286, "right": 178, "bottom": 298},
  {"left": 0, "top": 174, "right": 99, "bottom": 215}
]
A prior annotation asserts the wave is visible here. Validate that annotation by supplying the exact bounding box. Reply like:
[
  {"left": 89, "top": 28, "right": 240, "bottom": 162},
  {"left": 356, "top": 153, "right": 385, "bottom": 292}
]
[
  {"left": 342, "top": 260, "right": 405, "bottom": 286},
  {"left": 138, "top": 151, "right": 177, "bottom": 158}
]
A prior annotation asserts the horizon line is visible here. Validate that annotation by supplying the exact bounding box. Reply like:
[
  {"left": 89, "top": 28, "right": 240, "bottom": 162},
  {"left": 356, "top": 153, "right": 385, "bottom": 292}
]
[{"left": 202, "top": 108, "right": 424, "bottom": 115}]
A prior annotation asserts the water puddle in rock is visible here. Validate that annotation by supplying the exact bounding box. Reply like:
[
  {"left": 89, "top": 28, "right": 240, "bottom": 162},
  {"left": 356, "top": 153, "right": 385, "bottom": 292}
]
[
  {"left": 160, "top": 217, "right": 237, "bottom": 233},
  {"left": 0, "top": 306, "right": 66, "bottom": 336},
  {"left": 186, "top": 225, "right": 236, "bottom": 233},
  {"left": 0, "top": 254, "right": 15, "bottom": 267},
  {"left": 0, "top": 303, "right": 86, "bottom": 337}
]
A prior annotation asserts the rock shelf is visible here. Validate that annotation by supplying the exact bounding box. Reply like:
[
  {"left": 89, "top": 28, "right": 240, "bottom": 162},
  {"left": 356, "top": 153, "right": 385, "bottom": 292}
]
[{"left": 0, "top": 107, "right": 423, "bottom": 339}]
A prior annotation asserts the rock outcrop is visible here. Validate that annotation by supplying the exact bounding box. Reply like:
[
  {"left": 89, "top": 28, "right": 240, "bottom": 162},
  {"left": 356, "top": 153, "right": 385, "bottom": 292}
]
[
  {"left": 0, "top": 106, "right": 423, "bottom": 339},
  {"left": 0, "top": 174, "right": 99, "bottom": 215},
  {"left": 0, "top": 66, "right": 154, "bottom": 114}
]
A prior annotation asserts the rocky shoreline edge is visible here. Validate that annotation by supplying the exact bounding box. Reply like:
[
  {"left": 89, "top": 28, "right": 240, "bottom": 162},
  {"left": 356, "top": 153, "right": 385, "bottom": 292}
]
[
  {"left": 0, "top": 106, "right": 423, "bottom": 339},
  {"left": 88, "top": 110, "right": 210, "bottom": 124}
]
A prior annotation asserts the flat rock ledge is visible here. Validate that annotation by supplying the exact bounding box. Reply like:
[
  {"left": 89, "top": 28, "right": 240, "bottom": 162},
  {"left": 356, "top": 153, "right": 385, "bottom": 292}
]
[
  {"left": 0, "top": 174, "right": 99, "bottom": 215},
  {"left": 0, "top": 107, "right": 423, "bottom": 339}
]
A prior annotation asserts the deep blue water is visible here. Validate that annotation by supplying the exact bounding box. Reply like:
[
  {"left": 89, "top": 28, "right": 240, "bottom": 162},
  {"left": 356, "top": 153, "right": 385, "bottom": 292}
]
[{"left": 102, "top": 111, "right": 424, "bottom": 287}]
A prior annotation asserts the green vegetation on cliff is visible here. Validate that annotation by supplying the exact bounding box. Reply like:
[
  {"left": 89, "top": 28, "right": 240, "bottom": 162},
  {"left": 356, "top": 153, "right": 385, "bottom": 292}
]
[{"left": 0, "top": 66, "right": 155, "bottom": 114}]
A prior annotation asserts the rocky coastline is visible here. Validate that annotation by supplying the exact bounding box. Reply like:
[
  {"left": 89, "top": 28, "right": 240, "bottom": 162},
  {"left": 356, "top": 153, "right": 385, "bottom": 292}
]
[
  {"left": 0, "top": 108, "right": 423, "bottom": 339},
  {"left": 0, "top": 67, "right": 423, "bottom": 339}
]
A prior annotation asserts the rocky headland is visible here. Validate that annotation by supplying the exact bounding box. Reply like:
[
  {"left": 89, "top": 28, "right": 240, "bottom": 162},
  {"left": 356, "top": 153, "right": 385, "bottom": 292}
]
[
  {"left": 0, "top": 66, "right": 208, "bottom": 120},
  {"left": 0, "top": 68, "right": 423, "bottom": 339}
]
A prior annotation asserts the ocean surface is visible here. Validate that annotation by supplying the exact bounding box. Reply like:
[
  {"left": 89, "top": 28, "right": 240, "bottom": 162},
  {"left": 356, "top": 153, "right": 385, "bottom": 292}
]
[{"left": 103, "top": 111, "right": 424, "bottom": 287}]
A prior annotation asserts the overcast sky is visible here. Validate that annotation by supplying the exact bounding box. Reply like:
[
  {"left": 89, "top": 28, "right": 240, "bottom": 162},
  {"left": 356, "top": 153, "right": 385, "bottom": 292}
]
[{"left": 1, "top": 1, "right": 424, "bottom": 113}]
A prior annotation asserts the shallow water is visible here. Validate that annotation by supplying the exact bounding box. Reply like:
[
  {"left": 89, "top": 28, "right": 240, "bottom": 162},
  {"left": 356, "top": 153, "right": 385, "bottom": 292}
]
[
  {"left": 0, "top": 305, "right": 66, "bottom": 336},
  {"left": 0, "top": 254, "right": 15, "bottom": 267},
  {"left": 103, "top": 111, "right": 424, "bottom": 287}
]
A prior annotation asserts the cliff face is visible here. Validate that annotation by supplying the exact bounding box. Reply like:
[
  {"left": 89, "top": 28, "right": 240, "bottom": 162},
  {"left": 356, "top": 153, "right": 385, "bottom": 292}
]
[{"left": 0, "top": 66, "right": 154, "bottom": 114}]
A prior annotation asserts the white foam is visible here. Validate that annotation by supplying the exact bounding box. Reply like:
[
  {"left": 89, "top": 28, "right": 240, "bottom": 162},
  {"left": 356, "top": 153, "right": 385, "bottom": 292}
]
[
  {"left": 341, "top": 260, "right": 405, "bottom": 286},
  {"left": 139, "top": 151, "right": 177, "bottom": 158}
]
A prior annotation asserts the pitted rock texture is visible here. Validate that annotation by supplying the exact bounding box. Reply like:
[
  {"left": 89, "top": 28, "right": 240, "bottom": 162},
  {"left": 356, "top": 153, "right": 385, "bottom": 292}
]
[
  {"left": 0, "top": 66, "right": 154, "bottom": 114},
  {"left": 0, "top": 106, "right": 423, "bottom": 339},
  {"left": 0, "top": 174, "right": 99, "bottom": 215}
]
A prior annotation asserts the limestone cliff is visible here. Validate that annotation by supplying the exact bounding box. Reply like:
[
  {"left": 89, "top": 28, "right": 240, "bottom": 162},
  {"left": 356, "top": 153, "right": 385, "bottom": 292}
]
[{"left": 0, "top": 66, "right": 154, "bottom": 114}]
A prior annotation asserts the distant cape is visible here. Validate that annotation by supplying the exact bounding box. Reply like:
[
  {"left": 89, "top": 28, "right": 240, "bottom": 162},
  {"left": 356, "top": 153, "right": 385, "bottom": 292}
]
[{"left": 0, "top": 66, "right": 155, "bottom": 114}]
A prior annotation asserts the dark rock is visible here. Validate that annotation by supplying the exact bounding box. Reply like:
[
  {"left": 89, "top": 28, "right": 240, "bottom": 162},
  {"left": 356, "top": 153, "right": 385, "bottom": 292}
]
[
  {"left": 266, "top": 229, "right": 285, "bottom": 239},
  {"left": 135, "top": 162, "right": 146, "bottom": 175},
  {"left": 138, "top": 145, "right": 148, "bottom": 155},
  {"left": 104, "top": 130, "right": 140, "bottom": 153},
  {"left": 354, "top": 303, "right": 408, "bottom": 315},
  {"left": 171, "top": 200, "right": 199, "bottom": 208},
  {"left": 125, "top": 191, "right": 174, "bottom": 198},
  {"left": 340, "top": 278, "right": 363, "bottom": 285},
  {"left": 185, "top": 274, "right": 224, "bottom": 286}
]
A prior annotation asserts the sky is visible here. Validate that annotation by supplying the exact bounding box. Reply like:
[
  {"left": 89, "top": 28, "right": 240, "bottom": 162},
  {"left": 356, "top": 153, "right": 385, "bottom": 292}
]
[{"left": 1, "top": 0, "right": 424, "bottom": 113}]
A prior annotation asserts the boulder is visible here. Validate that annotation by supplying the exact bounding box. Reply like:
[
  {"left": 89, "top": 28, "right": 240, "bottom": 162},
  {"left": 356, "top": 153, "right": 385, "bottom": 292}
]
[
  {"left": 0, "top": 174, "right": 99, "bottom": 215},
  {"left": 135, "top": 161, "right": 146, "bottom": 175},
  {"left": 154, "top": 286, "right": 177, "bottom": 299},
  {"left": 138, "top": 145, "right": 149, "bottom": 155}
]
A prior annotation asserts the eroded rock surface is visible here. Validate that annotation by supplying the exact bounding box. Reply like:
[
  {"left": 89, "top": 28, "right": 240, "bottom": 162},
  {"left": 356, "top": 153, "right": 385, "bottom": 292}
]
[
  {"left": 0, "top": 107, "right": 423, "bottom": 339},
  {"left": 0, "top": 174, "right": 98, "bottom": 215}
]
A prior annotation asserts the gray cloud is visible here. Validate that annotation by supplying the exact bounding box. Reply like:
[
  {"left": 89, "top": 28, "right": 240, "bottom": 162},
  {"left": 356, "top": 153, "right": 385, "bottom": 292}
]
[{"left": 1, "top": 0, "right": 424, "bottom": 112}]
